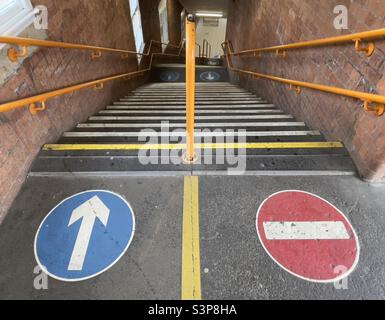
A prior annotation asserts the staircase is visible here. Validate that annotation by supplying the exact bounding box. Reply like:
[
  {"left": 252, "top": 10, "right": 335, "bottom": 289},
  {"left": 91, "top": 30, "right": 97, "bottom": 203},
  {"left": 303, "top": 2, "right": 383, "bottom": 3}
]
[{"left": 30, "top": 82, "right": 356, "bottom": 176}]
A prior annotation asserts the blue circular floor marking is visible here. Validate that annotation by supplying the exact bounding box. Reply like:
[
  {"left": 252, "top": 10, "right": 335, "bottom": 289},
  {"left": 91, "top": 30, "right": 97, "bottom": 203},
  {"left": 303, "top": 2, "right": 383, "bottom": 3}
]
[
  {"left": 160, "top": 71, "right": 180, "bottom": 82},
  {"left": 200, "top": 71, "right": 221, "bottom": 82},
  {"left": 34, "top": 190, "right": 135, "bottom": 282}
]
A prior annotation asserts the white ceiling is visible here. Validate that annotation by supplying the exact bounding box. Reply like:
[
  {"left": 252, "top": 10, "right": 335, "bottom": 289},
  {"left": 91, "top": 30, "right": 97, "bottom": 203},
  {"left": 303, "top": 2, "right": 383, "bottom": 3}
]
[{"left": 179, "top": 0, "right": 230, "bottom": 17}]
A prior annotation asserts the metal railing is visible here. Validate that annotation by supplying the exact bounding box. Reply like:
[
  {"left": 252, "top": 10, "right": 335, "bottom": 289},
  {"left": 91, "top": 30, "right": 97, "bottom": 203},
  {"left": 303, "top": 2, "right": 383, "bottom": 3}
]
[
  {"left": 222, "top": 28, "right": 385, "bottom": 116},
  {"left": 0, "top": 37, "right": 185, "bottom": 114},
  {"left": 202, "top": 39, "right": 212, "bottom": 58},
  {"left": 196, "top": 43, "right": 202, "bottom": 58},
  {"left": 149, "top": 39, "right": 186, "bottom": 56}
]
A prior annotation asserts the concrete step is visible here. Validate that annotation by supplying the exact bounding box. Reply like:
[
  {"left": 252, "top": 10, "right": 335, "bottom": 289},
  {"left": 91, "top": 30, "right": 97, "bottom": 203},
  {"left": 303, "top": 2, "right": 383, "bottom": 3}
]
[
  {"left": 138, "top": 86, "right": 237, "bottom": 90},
  {"left": 141, "top": 82, "right": 233, "bottom": 86},
  {"left": 132, "top": 90, "right": 250, "bottom": 94},
  {"left": 133, "top": 90, "right": 245, "bottom": 93},
  {"left": 63, "top": 130, "right": 322, "bottom": 138},
  {"left": 119, "top": 94, "right": 262, "bottom": 97},
  {"left": 30, "top": 156, "right": 192, "bottom": 175},
  {"left": 37, "top": 146, "right": 350, "bottom": 158},
  {"left": 87, "top": 115, "right": 294, "bottom": 122},
  {"left": 134, "top": 86, "right": 245, "bottom": 89},
  {"left": 97, "top": 110, "right": 284, "bottom": 116},
  {"left": 75, "top": 122, "right": 311, "bottom": 132},
  {"left": 113, "top": 101, "right": 268, "bottom": 106},
  {"left": 29, "top": 154, "right": 356, "bottom": 176},
  {"left": 135, "top": 85, "right": 242, "bottom": 87},
  {"left": 106, "top": 104, "right": 277, "bottom": 110},
  {"left": 133, "top": 85, "right": 245, "bottom": 90},
  {"left": 58, "top": 132, "right": 325, "bottom": 144},
  {"left": 120, "top": 97, "right": 263, "bottom": 102}
]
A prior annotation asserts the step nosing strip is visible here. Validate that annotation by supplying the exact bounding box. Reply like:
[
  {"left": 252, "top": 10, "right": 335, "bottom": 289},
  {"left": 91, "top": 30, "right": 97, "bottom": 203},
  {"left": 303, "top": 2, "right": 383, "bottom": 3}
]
[
  {"left": 63, "top": 131, "right": 321, "bottom": 137},
  {"left": 77, "top": 122, "right": 307, "bottom": 128},
  {"left": 88, "top": 115, "right": 294, "bottom": 121},
  {"left": 98, "top": 110, "right": 283, "bottom": 115},
  {"left": 43, "top": 142, "right": 345, "bottom": 151},
  {"left": 111, "top": 104, "right": 270, "bottom": 107},
  {"left": 106, "top": 105, "right": 276, "bottom": 110}
]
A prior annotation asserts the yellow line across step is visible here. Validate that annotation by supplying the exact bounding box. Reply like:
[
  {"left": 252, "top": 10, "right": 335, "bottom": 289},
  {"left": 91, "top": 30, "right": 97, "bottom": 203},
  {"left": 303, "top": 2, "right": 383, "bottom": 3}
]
[
  {"left": 43, "top": 142, "right": 344, "bottom": 151},
  {"left": 182, "top": 176, "right": 201, "bottom": 300}
]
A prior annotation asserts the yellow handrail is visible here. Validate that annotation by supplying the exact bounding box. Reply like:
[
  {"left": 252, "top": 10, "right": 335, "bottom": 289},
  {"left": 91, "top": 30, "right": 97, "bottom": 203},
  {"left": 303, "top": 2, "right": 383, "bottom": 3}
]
[
  {"left": 0, "top": 72, "right": 144, "bottom": 114},
  {"left": 0, "top": 39, "right": 185, "bottom": 114},
  {"left": 184, "top": 15, "right": 197, "bottom": 163},
  {"left": 225, "top": 28, "right": 385, "bottom": 58},
  {"left": 0, "top": 36, "right": 185, "bottom": 62},
  {"left": 0, "top": 36, "right": 141, "bottom": 62},
  {"left": 146, "top": 39, "right": 186, "bottom": 56},
  {"left": 222, "top": 40, "right": 385, "bottom": 116}
]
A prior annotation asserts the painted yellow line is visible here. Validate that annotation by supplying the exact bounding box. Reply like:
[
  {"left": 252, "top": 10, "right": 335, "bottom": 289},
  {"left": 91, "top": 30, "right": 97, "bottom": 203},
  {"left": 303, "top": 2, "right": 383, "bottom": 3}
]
[
  {"left": 43, "top": 141, "right": 344, "bottom": 151},
  {"left": 182, "top": 176, "right": 201, "bottom": 300}
]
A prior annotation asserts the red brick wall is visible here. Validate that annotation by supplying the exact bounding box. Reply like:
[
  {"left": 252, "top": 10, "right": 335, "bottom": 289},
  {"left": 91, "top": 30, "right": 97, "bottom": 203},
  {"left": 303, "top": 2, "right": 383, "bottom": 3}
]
[
  {"left": 226, "top": 0, "right": 385, "bottom": 181},
  {"left": 0, "top": 0, "right": 160, "bottom": 220}
]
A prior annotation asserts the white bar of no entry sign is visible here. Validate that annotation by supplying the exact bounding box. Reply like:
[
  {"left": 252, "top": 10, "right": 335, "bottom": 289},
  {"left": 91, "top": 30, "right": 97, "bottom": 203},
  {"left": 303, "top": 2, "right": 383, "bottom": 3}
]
[{"left": 263, "top": 221, "right": 350, "bottom": 240}]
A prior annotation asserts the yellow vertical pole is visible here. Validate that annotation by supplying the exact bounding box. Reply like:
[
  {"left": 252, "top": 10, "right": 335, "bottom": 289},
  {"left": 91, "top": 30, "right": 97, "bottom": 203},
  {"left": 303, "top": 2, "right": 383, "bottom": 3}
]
[{"left": 185, "top": 14, "right": 196, "bottom": 162}]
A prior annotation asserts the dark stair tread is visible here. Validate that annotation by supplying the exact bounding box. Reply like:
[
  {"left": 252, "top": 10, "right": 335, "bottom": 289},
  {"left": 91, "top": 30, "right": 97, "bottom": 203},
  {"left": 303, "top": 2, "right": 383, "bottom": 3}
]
[
  {"left": 57, "top": 135, "right": 326, "bottom": 144},
  {"left": 38, "top": 147, "right": 350, "bottom": 158},
  {"left": 73, "top": 125, "right": 313, "bottom": 133},
  {"left": 30, "top": 154, "right": 355, "bottom": 175}
]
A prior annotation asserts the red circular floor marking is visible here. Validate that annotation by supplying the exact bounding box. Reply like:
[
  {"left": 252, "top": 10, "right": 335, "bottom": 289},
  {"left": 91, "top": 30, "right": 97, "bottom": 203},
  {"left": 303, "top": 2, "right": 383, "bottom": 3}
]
[{"left": 256, "top": 190, "right": 360, "bottom": 283}]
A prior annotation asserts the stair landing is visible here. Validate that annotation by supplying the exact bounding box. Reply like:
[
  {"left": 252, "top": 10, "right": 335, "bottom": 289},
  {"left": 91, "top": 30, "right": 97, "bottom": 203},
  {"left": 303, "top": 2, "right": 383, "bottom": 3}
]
[{"left": 151, "top": 64, "right": 229, "bottom": 83}]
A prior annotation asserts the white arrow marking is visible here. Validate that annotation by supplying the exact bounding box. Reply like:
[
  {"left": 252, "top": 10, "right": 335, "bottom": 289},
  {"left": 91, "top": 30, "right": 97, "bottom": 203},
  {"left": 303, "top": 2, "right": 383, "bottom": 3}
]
[
  {"left": 206, "top": 72, "right": 215, "bottom": 81},
  {"left": 263, "top": 221, "right": 350, "bottom": 240},
  {"left": 68, "top": 196, "right": 110, "bottom": 271}
]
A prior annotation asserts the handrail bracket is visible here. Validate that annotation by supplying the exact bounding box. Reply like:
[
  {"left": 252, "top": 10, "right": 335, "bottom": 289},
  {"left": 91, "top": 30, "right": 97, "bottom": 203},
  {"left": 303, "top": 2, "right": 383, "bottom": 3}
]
[
  {"left": 7, "top": 45, "right": 28, "bottom": 62},
  {"left": 289, "top": 84, "right": 302, "bottom": 94},
  {"left": 29, "top": 101, "right": 46, "bottom": 115},
  {"left": 94, "top": 83, "right": 104, "bottom": 91},
  {"left": 364, "top": 101, "right": 385, "bottom": 116},
  {"left": 276, "top": 49, "right": 286, "bottom": 57},
  {"left": 91, "top": 50, "right": 102, "bottom": 60},
  {"left": 354, "top": 39, "right": 375, "bottom": 57}
]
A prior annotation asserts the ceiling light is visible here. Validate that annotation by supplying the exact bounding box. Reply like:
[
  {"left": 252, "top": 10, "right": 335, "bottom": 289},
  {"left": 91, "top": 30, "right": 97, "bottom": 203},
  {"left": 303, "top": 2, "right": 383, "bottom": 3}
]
[{"left": 196, "top": 12, "right": 224, "bottom": 18}]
